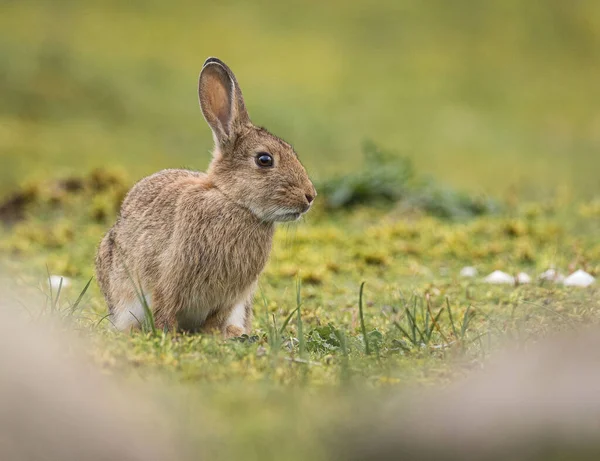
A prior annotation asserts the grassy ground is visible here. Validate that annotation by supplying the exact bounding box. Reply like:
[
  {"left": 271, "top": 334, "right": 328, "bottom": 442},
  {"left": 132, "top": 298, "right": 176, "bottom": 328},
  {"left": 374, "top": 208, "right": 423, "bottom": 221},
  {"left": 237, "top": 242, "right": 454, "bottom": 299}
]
[
  {"left": 1, "top": 170, "right": 599, "bottom": 459},
  {"left": 1, "top": 1, "right": 600, "bottom": 459}
]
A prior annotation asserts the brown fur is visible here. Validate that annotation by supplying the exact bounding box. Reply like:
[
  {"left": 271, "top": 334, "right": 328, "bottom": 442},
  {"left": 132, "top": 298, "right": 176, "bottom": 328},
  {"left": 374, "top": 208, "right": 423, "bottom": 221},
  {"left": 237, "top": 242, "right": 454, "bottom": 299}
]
[{"left": 96, "top": 58, "right": 315, "bottom": 336}]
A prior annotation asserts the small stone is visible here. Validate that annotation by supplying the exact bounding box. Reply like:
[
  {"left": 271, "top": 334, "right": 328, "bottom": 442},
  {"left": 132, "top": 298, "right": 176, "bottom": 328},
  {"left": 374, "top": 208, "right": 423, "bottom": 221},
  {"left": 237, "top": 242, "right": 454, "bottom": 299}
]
[
  {"left": 48, "top": 275, "right": 71, "bottom": 291},
  {"left": 460, "top": 266, "right": 478, "bottom": 278},
  {"left": 516, "top": 272, "right": 531, "bottom": 284},
  {"left": 484, "top": 270, "right": 515, "bottom": 285},
  {"left": 539, "top": 268, "right": 565, "bottom": 283},
  {"left": 563, "top": 270, "right": 595, "bottom": 287}
]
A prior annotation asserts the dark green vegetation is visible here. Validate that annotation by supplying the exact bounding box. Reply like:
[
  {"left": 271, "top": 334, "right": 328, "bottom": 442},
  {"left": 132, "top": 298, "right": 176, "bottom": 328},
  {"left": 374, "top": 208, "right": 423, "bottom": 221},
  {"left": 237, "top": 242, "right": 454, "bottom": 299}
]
[
  {"left": 1, "top": 1, "right": 600, "bottom": 459},
  {"left": 318, "top": 140, "right": 500, "bottom": 219}
]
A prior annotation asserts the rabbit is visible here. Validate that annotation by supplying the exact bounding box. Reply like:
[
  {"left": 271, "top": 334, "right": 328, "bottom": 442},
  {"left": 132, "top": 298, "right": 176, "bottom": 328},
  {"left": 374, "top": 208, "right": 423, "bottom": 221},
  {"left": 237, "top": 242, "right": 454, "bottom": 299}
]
[{"left": 96, "top": 57, "right": 316, "bottom": 337}]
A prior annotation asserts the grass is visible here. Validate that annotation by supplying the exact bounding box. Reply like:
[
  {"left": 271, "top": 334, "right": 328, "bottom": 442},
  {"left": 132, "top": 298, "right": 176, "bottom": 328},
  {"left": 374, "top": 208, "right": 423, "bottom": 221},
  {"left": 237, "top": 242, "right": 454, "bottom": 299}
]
[
  {"left": 358, "top": 282, "right": 370, "bottom": 355},
  {"left": 1, "top": 1, "right": 600, "bottom": 459},
  {"left": 1, "top": 168, "right": 599, "bottom": 459}
]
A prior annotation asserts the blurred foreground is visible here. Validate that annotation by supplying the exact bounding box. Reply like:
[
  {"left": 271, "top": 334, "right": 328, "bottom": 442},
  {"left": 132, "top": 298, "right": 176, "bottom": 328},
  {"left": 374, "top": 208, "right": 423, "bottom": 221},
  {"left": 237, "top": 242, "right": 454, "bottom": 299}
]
[
  {"left": 0, "top": 295, "right": 178, "bottom": 461},
  {"left": 343, "top": 329, "right": 600, "bottom": 461},
  {"left": 3, "top": 290, "right": 600, "bottom": 461}
]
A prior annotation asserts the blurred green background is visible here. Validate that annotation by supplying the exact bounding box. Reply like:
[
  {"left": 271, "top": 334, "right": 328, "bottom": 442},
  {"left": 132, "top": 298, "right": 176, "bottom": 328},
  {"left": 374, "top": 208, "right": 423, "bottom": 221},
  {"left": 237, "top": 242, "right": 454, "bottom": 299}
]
[{"left": 1, "top": 0, "right": 599, "bottom": 199}]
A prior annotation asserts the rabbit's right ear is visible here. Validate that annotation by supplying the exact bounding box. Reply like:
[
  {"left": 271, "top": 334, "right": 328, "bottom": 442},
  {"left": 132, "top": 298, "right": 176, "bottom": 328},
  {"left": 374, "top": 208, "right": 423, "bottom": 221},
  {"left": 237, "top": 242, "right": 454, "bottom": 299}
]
[{"left": 198, "top": 58, "right": 250, "bottom": 145}]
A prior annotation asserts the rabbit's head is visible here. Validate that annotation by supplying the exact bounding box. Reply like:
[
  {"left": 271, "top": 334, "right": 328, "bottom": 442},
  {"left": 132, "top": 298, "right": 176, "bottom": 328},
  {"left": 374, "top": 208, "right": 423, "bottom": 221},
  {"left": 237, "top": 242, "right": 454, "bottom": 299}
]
[{"left": 199, "top": 58, "right": 316, "bottom": 222}]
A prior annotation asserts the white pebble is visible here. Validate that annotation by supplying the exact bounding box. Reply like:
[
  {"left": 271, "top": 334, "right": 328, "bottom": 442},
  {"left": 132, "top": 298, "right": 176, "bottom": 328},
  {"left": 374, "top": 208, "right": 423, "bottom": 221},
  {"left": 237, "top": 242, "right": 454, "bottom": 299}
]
[
  {"left": 563, "top": 270, "right": 595, "bottom": 287},
  {"left": 516, "top": 272, "right": 531, "bottom": 284},
  {"left": 48, "top": 275, "right": 71, "bottom": 291},
  {"left": 460, "top": 266, "right": 478, "bottom": 278},
  {"left": 484, "top": 270, "right": 515, "bottom": 285},
  {"left": 539, "top": 268, "right": 565, "bottom": 283}
]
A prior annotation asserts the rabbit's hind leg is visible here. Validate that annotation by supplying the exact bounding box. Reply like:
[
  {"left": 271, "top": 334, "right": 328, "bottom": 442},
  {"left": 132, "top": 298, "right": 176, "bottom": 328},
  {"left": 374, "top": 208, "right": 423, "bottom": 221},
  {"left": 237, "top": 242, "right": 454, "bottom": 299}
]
[
  {"left": 111, "top": 294, "right": 147, "bottom": 331},
  {"left": 225, "top": 286, "right": 256, "bottom": 338},
  {"left": 199, "top": 302, "right": 245, "bottom": 339},
  {"left": 224, "top": 301, "right": 247, "bottom": 339},
  {"left": 151, "top": 289, "right": 179, "bottom": 332}
]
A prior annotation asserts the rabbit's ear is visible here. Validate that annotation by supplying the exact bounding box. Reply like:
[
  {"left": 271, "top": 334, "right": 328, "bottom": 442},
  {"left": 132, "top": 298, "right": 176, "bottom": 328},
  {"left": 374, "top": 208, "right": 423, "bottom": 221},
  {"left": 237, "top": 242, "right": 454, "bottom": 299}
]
[{"left": 198, "top": 58, "right": 250, "bottom": 145}]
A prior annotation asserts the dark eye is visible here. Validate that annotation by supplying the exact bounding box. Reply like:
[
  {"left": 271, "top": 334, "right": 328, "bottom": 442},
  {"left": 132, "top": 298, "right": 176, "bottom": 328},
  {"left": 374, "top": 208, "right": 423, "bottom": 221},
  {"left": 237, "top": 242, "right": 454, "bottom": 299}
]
[{"left": 255, "top": 153, "right": 274, "bottom": 168}]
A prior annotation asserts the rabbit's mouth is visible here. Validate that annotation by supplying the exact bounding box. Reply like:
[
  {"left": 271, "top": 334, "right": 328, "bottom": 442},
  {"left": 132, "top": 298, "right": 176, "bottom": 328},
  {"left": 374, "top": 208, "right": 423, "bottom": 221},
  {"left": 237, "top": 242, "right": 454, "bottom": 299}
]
[
  {"left": 256, "top": 205, "right": 308, "bottom": 222},
  {"left": 275, "top": 211, "right": 302, "bottom": 222}
]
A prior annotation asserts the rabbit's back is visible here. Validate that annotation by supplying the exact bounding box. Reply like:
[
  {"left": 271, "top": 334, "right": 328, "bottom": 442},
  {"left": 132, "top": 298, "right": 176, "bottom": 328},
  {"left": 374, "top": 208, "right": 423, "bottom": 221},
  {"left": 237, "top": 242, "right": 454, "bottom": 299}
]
[
  {"left": 116, "top": 169, "right": 206, "bottom": 270},
  {"left": 96, "top": 169, "right": 206, "bottom": 310},
  {"left": 121, "top": 169, "right": 206, "bottom": 220}
]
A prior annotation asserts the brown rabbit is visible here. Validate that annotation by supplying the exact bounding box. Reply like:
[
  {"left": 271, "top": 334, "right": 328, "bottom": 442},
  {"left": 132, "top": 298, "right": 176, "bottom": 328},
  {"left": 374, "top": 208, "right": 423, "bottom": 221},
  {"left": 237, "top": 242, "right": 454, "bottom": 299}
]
[{"left": 96, "top": 57, "right": 316, "bottom": 337}]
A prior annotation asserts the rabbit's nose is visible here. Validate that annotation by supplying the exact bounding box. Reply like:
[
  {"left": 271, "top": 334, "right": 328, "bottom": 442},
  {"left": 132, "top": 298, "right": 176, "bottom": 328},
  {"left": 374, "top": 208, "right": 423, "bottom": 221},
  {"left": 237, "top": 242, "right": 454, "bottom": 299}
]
[{"left": 305, "top": 193, "right": 315, "bottom": 204}]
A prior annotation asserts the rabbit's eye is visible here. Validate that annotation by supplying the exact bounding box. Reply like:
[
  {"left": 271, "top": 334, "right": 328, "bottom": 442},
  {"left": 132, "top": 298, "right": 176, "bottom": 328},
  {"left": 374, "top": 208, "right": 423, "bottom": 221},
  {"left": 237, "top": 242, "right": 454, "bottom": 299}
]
[{"left": 256, "top": 153, "right": 274, "bottom": 168}]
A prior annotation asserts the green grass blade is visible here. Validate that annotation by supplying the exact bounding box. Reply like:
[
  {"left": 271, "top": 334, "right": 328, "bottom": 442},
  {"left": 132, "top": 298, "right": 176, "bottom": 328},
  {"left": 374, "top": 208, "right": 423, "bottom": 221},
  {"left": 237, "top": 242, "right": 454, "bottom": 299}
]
[
  {"left": 279, "top": 307, "right": 300, "bottom": 336},
  {"left": 94, "top": 312, "right": 113, "bottom": 328},
  {"left": 358, "top": 281, "right": 370, "bottom": 355},
  {"left": 139, "top": 288, "right": 157, "bottom": 335},
  {"left": 446, "top": 297, "right": 459, "bottom": 338},
  {"left": 259, "top": 285, "right": 270, "bottom": 324},
  {"left": 46, "top": 265, "right": 53, "bottom": 312},
  {"left": 70, "top": 276, "right": 93, "bottom": 314},
  {"left": 460, "top": 305, "right": 473, "bottom": 339},
  {"left": 394, "top": 321, "right": 417, "bottom": 347},
  {"left": 51, "top": 277, "right": 63, "bottom": 313},
  {"left": 433, "top": 306, "right": 445, "bottom": 327},
  {"left": 410, "top": 297, "right": 418, "bottom": 343},
  {"left": 296, "top": 280, "right": 305, "bottom": 358},
  {"left": 338, "top": 329, "right": 350, "bottom": 384},
  {"left": 424, "top": 305, "right": 430, "bottom": 338},
  {"left": 270, "top": 314, "right": 282, "bottom": 351},
  {"left": 405, "top": 307, "right": 426, "bottom": 345}
]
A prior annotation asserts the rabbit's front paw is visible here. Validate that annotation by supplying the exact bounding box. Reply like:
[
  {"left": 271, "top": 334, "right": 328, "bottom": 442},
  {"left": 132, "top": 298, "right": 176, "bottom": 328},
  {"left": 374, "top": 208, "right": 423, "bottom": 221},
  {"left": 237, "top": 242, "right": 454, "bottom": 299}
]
[{"left": 224, "top": 325, "right": 244, "bottom": 339}]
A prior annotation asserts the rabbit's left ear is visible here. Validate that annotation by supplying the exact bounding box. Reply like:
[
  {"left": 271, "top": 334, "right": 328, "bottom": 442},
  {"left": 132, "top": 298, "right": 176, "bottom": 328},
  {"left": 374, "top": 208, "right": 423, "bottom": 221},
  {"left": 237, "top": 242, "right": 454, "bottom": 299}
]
[{"left": 198, "top": 58, "right": 250, "bottom": 145}]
